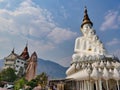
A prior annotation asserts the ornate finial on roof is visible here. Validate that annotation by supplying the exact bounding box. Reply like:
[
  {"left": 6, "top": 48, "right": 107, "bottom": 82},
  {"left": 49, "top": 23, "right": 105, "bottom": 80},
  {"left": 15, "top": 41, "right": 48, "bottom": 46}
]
[
  {"left": 84, "top": 6, "right": 87, "bottom": 13},
  {"left": 23, "top": 41, "right": 28, "bottom": 51},
  {"left": 81, "top": 6, "right": 93, "bottom": 28},
  {"left": 12, "top": 48, "right": 14, "bottom": 53}
]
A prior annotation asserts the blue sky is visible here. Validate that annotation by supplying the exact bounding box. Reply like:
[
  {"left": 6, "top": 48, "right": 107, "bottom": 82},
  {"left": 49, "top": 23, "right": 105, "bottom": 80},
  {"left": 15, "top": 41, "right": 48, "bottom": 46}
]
[{"left": 0, "top": 0, "right": 120, "bottom": 67}]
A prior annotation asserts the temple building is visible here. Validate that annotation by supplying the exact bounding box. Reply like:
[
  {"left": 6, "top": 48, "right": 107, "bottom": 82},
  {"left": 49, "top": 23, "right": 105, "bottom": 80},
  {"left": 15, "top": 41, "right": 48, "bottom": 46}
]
[
  {"left": 14, "top": 45, "right": 29, "bottom": 75},
  {"left": 4, "top": 44, "right": 37, "bottom": 79},
  {"left": 4, "top": 49, "right": 18, "bottom": 69},
  {"left": 66, "top": 7, "right": 120, "bottom": 90}
]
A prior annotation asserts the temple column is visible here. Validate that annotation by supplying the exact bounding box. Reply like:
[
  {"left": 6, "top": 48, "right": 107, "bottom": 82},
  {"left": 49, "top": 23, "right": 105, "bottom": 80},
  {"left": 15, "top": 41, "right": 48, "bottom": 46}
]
[
  {"left": 82, "top": 81, "right": 84, "bottom": 90},
  {"left": 81, "top": 81, "right": 83, "bottom": 90},
  {"left": 106, "top": 80, "right": 109, "bottom": 90},
  {"left": 89, "top": 80, "right": 92, "bottom": 90},
  {"left": 89, "top": 81, "right": 93, "bottom": 90},
  {"left": 90, "top": 81, "right": 94, "bottom": 90},
  {"left": 117, "top": 80, "right": 119, "bottom": 90},
  {"left": 87, "top": 80, "right": 90, "bottom": 90},
  {"left": 76, "top": 81, "right": 79, "bottom": 90},
  {"left": 84, "top": 80, "right": 87, "bottom": 90},
  {"left": 80, "top": 81, "right": 82, "bottom": 90},
  {"left": 95, "top": 80, "right": 99, "bottom": 90},
  {"left": 99, "top": 79, "right": 102, "bottom": 90},
  {"left": 78, "top": 81, "right": 80, "bottom": 90}
]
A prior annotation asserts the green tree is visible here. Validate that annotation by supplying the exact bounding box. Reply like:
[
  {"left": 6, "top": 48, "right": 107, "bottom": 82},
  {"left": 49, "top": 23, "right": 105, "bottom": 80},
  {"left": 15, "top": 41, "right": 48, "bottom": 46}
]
[
  {"left": 26, "top": 72, "right": 48, "bottom": 89},
  {"left": 0, "top": 67, "right": 17, "bottom": 82},
  {"left": 26, "top": 79, "right": 37, "bottom": 89},
  {"left": 35, "top": 72, "right": 48, "bottom": 89},
  {"left": 14, "top": 77, "right": 27, "bottom": 90}
]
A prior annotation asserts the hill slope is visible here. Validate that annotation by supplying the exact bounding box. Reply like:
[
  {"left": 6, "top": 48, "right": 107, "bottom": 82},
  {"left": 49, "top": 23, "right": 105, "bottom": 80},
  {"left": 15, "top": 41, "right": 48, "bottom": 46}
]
[
  {"left": 0, "top": 58, "right": 67, "bottom": 78},
  {"left": 0, "top": 59, "right": 4, "bottom": 70},
  {"left": 37, "top": 58, "right": 67, "bottom": 78}
]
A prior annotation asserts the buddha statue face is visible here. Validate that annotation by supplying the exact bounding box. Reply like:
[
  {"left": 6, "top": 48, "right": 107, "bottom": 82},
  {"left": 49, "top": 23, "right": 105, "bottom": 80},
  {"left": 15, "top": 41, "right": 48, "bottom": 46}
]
[
  {"left": 82, "top": 24, "right": 92, "bottom": 36},
  {"left": 83, "top": 24, "right": 91, "bottom": 30}
]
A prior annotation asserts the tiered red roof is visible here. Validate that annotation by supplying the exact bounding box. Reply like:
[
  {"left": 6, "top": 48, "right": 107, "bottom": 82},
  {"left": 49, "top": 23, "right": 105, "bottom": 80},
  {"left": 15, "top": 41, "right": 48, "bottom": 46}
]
[{"left": 20, "top": 45, "right": 29, "bottom": 60}]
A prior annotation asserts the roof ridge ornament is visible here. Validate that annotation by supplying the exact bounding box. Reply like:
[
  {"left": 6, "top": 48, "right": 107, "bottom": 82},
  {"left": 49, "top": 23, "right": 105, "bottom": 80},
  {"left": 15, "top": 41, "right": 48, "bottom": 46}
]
[
  {"left": 81, "top": 6, "right": 93, "bottom": 28},
  {"left": 12, "top": 48, "right": 14, "bottom": 54}
]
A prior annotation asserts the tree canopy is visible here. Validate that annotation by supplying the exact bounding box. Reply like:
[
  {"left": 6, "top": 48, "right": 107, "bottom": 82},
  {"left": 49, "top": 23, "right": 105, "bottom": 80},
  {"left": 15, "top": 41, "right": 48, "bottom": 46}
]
[
  {"left": 0, "top": 67, "right": 17, "bottom": 82},
  {"left": 14, "top": 77, "right": 27, "bottom": 90}
]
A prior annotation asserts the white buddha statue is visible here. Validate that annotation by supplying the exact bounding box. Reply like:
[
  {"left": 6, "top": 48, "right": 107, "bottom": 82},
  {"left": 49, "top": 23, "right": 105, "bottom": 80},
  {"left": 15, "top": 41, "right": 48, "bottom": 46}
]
[
  {"left": 73, "top": 7, "right": 106, "bottom": 62},
  {"left": 66, "top": 7, "right": 120, "bottom": 90}
]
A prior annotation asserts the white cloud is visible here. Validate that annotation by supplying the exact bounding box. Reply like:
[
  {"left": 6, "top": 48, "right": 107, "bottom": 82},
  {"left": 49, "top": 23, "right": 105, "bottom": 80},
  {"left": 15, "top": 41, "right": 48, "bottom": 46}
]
[
  {"left": 100, "top": 10, "right": 120, "bottom": 31},
  {"left": 0, "top": 0, "right": 4, "bottom": 2},
  {"left": 0, "top": 37, "right": 9, "bottom": 42},
  {"left": 106, "top": 38, "right": 120, "bottom": 46},
  {"left": 60, "top": 6, "right": 68, "bottom": 19},
  {"left": 0, "top": 0, "right": 77, "bottom": 59},
  {"left": 28, "top": 39, "right": 55, "bottom": 52},
  {"left": 0, "top": 0, "right": 77, "bottom": 41},
  {"left": 47, "top": 27, "right": 77, "bottom": 44}
]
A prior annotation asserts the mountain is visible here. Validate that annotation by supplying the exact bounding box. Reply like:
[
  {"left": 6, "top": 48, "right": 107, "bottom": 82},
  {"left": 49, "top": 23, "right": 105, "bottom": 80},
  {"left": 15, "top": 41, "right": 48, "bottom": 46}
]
[
  {"left": 0, "top": 59, "right": 4, "bottom": 70},
  {"left": 37, "top": 58, "right": 68, "bottom": 79},
  {"left": 0, "top": 58, "right": 68, "bottom": 78}
]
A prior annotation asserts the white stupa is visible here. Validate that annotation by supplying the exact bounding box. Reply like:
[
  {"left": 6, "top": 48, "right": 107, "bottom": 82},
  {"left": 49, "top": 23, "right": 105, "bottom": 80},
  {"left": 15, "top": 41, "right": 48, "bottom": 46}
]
[{"left": 66, "top": 7, "right": 120, "bottom": 90}]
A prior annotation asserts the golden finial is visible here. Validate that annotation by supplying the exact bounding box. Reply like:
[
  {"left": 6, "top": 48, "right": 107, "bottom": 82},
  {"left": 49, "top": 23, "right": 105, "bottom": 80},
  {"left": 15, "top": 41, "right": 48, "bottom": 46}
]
[{"left": 81, "top": 6, "right": 93, "bottom": 28}]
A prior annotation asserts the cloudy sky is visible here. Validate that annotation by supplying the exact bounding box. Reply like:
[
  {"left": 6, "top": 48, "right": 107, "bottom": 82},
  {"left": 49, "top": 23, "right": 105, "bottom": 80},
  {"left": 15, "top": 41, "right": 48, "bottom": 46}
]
[{"left": 0, "top": 0, "right": 120, "bottom": 67}]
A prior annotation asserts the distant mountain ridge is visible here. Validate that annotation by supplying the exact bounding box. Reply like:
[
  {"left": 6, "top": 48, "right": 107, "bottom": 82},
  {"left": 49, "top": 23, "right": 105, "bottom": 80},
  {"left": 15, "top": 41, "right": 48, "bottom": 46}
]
[
  {"left": 0, "top": 59, "right": 4, "bottom": 70},
  {"left": 0, "top": 58, "right": 68, "bottom": 78},
  {"left": 37, "top": 58, "right": 68, "bottom": 78}
]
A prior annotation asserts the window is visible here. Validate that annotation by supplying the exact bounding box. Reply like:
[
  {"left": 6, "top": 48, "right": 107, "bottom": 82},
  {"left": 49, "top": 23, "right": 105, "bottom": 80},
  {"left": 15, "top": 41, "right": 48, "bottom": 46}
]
[
  {"left": 21, "top": 62, "right": 24, "bottom": 64},
  {"left": 16, "top": 65, "right": 19, "bottom": 68},
  {"left": 17, "top": 60, "right": 20, "bottom": 63}
]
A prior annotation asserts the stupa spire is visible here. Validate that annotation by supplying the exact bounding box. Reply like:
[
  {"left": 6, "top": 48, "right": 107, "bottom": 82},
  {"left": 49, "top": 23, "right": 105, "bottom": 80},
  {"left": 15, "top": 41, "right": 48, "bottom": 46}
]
[{"left": 81, "top": 6, "right": 93, "bottom": 28}]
